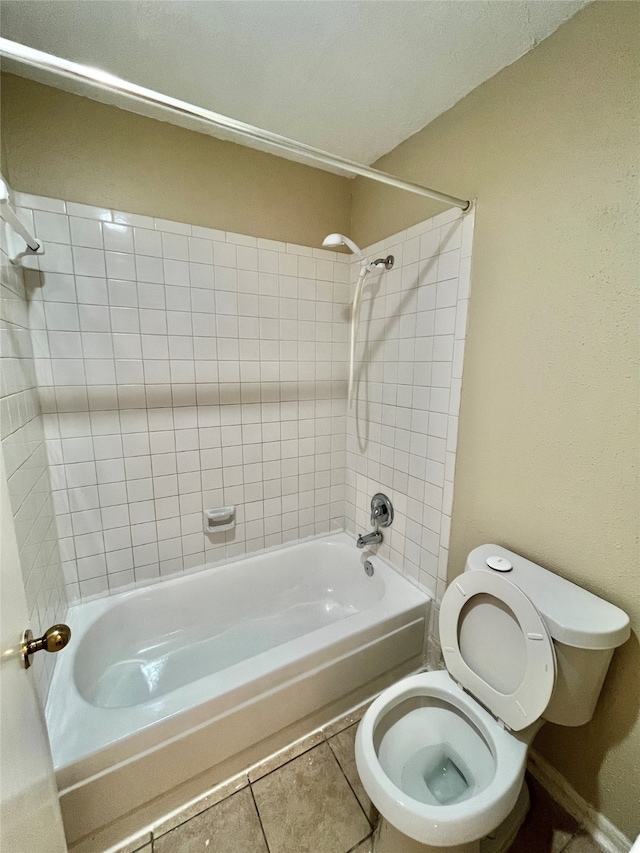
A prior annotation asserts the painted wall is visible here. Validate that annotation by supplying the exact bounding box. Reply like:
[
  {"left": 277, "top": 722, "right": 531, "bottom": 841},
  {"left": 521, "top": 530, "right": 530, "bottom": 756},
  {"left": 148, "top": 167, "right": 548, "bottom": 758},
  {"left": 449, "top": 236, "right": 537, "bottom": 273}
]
[
  {"left": 16, "top": 191, "right": 350, "bottom": 601},
  {"left": 0, "top": 194, "right": 67, "bottom": 703},
  {"left": 350, "top": 1, "right": 639, "bottom": 840},
  {"left": 0, "top": 74, "right": 351, "bottom": 249},
  {"left": 1, "top": 0, "right": 637, "bottom": 837}
]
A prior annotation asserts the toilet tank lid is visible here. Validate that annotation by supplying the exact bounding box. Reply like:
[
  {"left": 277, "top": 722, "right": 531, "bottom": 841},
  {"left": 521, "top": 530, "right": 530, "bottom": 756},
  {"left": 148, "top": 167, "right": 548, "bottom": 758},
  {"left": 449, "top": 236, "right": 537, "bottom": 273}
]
[{"left": 465, "top": 545, "right": 630, "bottom": 650}]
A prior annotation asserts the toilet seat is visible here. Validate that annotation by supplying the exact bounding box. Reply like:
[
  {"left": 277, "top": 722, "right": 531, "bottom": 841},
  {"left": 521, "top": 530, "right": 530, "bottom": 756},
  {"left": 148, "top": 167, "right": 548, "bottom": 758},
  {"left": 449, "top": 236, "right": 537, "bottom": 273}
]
[{"left": 440, "top": 570, "right": 556, "bottom": 731}]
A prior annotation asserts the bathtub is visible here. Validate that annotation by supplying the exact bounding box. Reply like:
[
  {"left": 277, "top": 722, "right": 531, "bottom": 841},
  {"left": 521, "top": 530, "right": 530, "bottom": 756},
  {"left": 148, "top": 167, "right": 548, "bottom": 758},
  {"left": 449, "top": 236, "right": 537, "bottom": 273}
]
[{"left": 47, "top": 532, "right": 429, "bottom": 846}]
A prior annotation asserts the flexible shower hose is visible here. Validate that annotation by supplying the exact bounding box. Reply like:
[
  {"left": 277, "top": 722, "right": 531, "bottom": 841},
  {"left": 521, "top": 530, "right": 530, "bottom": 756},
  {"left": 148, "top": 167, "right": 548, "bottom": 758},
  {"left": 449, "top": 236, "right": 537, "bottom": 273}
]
[{"left": 348, "top": 266, "right": 369, "bottom": 407}]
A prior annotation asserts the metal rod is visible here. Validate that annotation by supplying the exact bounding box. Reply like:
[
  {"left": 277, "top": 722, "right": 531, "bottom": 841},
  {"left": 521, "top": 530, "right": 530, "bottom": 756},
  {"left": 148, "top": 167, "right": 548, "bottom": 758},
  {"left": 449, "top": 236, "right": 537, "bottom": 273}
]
[
  {"left": 0, "top": 177, "right": 40, "bottom": 250},
  {"left": 0, "top": 38, "right": 471, "bottom": 211}
]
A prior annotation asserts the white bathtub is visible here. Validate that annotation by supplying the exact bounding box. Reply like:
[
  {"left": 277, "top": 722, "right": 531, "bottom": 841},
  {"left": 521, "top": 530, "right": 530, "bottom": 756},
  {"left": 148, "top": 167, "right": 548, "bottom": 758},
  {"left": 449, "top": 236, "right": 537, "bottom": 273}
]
[{"left": 47, "top": 532, "right": 429, "bottom": 846}]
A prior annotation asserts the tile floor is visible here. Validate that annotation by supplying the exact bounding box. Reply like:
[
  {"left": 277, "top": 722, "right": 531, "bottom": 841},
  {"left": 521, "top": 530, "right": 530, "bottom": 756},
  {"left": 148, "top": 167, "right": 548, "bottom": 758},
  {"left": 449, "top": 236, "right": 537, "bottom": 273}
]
[{"left": 122, "top": 712, "right": 607, "bottom": 853}]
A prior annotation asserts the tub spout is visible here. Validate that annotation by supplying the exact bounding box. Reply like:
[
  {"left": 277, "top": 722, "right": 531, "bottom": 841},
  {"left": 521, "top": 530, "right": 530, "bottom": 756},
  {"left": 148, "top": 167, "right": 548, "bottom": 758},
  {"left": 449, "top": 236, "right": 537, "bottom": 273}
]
[{"left": 357, "top": 530, "right": 383, "bottom": 549}]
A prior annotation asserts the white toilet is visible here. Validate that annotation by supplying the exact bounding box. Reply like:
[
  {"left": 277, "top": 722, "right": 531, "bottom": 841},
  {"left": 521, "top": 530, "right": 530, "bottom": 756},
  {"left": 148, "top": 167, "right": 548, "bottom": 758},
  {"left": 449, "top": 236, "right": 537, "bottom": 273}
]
[{"left": 355, "top": 544, "right": 630, "bottom": 853}]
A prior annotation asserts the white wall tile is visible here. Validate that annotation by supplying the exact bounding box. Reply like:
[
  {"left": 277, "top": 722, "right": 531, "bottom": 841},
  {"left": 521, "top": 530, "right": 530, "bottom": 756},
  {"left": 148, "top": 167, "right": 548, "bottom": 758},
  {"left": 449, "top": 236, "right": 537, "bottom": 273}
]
[
  {"left": 136, "top": 255, "right": 164, "bottom": 283},
  {"left": 113, "top": 211, "right": 155, "bottom": 229},
  {"left": 103, "top": 223, "right": 134, "bottom": 253},
  {"left": 154, "top": 218, "right": 190, "bottom": 236},
  {"left": 78, "top": 304, "right": 110, "bottom": 333},
  {"left": 39, "top": 243, "right": 74, "bottom": 275},
  {"left": 76, "top": 276, "right": 108, "bottom": 305},
  {"left": 106, "top": 251, "right": 136, "bottom": 280},
  {"left": 213, "top": 242, "right": 236, "bottom": 268},
  {"left": 192, "top": 225, "right": 226, "bottom": 242},
  {"left": 15, "top": 191, "right": 66, "bottom": 213},
  {"left": 22, "top": 191, "right": 473, "bottom": 608},
  {"left": 33, "top": 210, "right": 70, "bottom": 244},
  {"left": 0, "top": 212, "right": 68, "bottom": 700},
  {"left": 70, "top": 217, "right": 103, "bottom": 249},
  {"left": 45, "top": 302, "right": 80, "bottom": 331},
  {"left": 162, "top": 232, "right": 189, "bottom": 261},
  {"left": 134, "top": 228, "right": 162, "bottom": 257},
  {"left": 345, "top": 210, "right": 474, "bottom": 603},
  {"left": 66, "top": 202, "right": 112, "bottom": 222},
  {"left": 188, "top": 237, "right": 213, "bottom": 265},
  {"left": 73, "top": 247, "right": 106, "bottom": 278}
]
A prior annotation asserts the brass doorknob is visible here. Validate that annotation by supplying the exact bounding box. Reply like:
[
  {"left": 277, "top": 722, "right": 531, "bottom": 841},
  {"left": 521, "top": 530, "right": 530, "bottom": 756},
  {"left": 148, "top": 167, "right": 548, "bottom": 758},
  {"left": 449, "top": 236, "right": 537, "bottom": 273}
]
[{"left": 22, "top": 624, "right": 71, "bottom": 669}]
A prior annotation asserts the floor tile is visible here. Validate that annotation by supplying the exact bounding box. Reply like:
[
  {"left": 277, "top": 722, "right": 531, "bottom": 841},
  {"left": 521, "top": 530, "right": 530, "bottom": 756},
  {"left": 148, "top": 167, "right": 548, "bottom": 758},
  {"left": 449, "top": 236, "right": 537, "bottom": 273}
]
[
  {"left": 251, "top": 741, "right": 371, "bottom": 853},
  {"left": 153, "top": 787, "right": 268, "bottom": 853},
  {"left": 152, "top": 772, "right": 248, "bottom": 837},
  {"left": 508, "top": 774, "right": 579, "bottom": 853},
  {"left": 349, "top": 837, "right": 374, "bottom": 852},
  {"left": 328, "top": 723, "right": 378, "bottom": 826},
  {"left": 248, "top": 730, "right": 324, "bottom": 782}
]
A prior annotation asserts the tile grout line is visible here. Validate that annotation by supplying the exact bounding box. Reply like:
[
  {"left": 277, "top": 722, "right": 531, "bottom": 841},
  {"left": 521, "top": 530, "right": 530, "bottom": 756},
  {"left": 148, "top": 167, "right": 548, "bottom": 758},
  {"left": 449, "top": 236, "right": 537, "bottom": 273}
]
[
  {"left": 246, "top": 736, "right": 327, "bottom": 787},
  {"left": 248, "top": 778, "right": 272, "bottom": 853},
  {"left": 345, "top": 835, "right": 375, "bottom": 853},
  {"left": 326, "top": 730, "right": 377, "bottom": 832},
  {"left": 249, "top": 735, "right": 373, "bottom": 853},
  {"left": 116, "top": 711, "right": 371, "bottom": 852},
  {"left": 325, "top": 731, "right": 378, "bottom": 851}
]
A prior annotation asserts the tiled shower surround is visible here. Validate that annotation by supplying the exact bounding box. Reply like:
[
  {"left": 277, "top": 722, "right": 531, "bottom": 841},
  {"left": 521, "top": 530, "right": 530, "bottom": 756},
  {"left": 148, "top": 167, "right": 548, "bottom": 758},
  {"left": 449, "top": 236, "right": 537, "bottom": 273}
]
[
  {"left": 345, "top": 207, "right": 473, "bottom": 604},
  {"left": 12, "top": 190, "right": 473, "bottom": 607},
  {"left": 0, "top": 209, "right": 67, "bottom": 703},
  {"left": 17, "top": 191, "right": 351, "bottom": 602}
]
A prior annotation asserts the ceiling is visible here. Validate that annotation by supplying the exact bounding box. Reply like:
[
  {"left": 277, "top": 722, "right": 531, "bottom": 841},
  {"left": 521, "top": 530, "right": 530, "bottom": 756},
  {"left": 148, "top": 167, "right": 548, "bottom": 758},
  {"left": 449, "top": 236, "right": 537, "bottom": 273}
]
[{"left": 1, "top": 1, "right": 589, "bottom": 168}]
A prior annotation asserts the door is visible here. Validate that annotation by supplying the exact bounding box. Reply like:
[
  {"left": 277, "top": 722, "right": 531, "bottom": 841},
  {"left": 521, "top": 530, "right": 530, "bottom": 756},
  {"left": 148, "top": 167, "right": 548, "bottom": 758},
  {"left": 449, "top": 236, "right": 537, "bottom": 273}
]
[{"left": 0, "top": 456, "right": 67, "bottom": 853}]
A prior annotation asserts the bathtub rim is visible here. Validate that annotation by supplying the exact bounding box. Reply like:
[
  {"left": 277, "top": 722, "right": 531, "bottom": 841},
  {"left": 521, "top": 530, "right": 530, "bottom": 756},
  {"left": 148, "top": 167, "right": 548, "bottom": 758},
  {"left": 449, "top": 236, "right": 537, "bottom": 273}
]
[{"left": 47, "top": 530, "right": 429, "bottom": 780}]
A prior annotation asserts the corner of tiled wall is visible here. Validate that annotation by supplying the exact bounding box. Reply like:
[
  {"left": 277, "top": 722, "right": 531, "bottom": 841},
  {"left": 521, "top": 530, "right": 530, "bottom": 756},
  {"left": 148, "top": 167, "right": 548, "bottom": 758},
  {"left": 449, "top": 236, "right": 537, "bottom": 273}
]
[
  {"left": 344, "top": 204, "right": 474, "bottom": 615},
  {"left": 0, "top": 186, "right": 68, "bottom": 703}
]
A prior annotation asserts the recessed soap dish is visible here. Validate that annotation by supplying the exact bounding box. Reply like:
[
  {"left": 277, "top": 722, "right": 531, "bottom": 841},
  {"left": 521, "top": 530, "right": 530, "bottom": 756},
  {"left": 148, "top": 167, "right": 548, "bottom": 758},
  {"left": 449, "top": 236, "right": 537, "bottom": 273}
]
[{"left": 204, "top": 506, "right": 235, "bottom": 533}]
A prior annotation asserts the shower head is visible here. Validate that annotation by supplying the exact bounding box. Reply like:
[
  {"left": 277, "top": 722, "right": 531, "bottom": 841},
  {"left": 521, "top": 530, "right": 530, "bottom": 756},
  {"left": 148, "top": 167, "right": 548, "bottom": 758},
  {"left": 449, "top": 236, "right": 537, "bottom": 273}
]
[{"left": 322, "top": 233, "right": 364, "bottom": 259}]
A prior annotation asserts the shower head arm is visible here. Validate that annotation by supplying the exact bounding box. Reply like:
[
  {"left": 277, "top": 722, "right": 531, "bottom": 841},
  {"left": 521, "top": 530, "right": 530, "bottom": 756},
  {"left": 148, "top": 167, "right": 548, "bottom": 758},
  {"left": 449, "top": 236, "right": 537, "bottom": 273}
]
[{"left": 368, "top": 255, "right": 395, "bottom": 271}]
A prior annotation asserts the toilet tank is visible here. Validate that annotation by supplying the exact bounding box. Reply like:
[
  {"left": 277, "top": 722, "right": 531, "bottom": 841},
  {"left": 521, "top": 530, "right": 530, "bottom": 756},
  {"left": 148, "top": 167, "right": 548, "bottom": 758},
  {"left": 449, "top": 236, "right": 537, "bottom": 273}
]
[{"left": 465, "top": 545, "right": 630, "bottom": 727}]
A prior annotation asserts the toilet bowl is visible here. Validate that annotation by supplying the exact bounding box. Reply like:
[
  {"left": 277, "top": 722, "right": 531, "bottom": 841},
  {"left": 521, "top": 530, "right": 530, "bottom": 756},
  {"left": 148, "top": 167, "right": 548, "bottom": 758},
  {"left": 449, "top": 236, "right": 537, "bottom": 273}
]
[
  {"left": 356, "top": 544, "right": 630, "bottom": 852},
  {"left": 356, "top": 670, "right": 536, "bottom": 848}
]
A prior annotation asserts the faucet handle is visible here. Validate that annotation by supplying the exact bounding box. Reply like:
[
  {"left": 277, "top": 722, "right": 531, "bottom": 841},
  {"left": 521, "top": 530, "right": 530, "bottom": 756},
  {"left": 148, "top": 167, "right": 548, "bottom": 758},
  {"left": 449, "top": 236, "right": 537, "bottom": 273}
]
[{"left": 370, "top": 493, "right": 393, "bottom": 528}]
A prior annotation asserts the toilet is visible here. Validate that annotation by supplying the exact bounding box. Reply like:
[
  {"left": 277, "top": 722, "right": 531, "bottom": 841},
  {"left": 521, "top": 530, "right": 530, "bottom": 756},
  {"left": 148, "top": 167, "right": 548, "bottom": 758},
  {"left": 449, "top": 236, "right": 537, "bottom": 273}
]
[{"left": 355, "top": 544, "right": 630, "bottom": 853}]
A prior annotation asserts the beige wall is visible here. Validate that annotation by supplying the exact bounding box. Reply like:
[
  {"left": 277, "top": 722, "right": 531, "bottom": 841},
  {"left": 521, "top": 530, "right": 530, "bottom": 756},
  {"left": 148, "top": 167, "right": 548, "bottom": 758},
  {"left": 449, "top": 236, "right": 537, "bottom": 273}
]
[
  {"left": 352, "top": 1, "right": 639, "bottom": 839},
  {"left": 1, "top": 0, "right": 638, "bottom": 838},
  {"left": 0, "top": 74, "right": 351, "bottom": 247}
]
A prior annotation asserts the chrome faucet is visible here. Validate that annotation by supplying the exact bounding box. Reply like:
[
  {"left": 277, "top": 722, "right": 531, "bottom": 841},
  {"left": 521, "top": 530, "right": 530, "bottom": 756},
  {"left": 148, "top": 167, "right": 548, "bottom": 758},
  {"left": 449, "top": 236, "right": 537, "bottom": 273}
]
[
  {"left": 357, "top": 529, "right": 383, "bottom": 549},
  {"left": 356, "top": 493, "right": 394, "bottom": 549}
]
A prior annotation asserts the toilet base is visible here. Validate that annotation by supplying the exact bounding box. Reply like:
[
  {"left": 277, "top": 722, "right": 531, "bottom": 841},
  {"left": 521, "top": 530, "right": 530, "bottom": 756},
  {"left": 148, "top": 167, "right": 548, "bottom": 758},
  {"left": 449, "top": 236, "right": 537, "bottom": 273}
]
[
  {"left": 372, "top": 819, "right": 480, "bottom": 853},
  {"left": 372, "top": 782, "right": 530, "bottom": 853},
  {"left": 481, "top": 781, "right": 530, "bottom": 853}
]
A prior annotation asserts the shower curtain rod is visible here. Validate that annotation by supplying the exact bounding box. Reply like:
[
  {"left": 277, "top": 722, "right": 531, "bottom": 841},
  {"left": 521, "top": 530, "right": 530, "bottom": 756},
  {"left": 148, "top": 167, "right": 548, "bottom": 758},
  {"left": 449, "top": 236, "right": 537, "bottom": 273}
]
[{"left": 0, "top": 38, "right": 471, "bottom": 212}]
